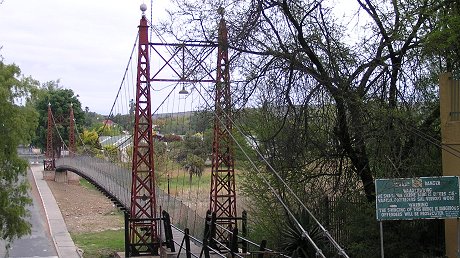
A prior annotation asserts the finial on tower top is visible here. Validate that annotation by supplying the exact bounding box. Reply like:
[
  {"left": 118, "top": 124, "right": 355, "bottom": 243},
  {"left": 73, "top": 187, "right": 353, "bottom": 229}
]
[
  {"left": 48, "top": 102, "right": 51, "bottom": 107},
  {"left": 140, "top": 3, "right": 147, "bottom": 14},
  {"left": 217, "top": 6, "right": 225, "bottom": 17}
]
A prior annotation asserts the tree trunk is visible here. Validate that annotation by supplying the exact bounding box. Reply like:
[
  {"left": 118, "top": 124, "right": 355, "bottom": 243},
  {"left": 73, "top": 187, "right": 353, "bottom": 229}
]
[{"left": 334, "top": 93, "right": 375, "bottom": 202}]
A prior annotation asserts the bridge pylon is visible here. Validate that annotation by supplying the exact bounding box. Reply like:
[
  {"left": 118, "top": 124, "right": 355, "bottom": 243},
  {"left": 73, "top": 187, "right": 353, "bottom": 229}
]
[
  {"left": 127, "top": 5, "right": 159, "bottom": 256},
  {"left": 69, "top": 103, "right": 75, "bottom": 156},
  {"left": 44, "top": 103, "right": 55, "bottom": 171},
  {"left": 209, "top": 13, "right": 238, "bottom": 247}
]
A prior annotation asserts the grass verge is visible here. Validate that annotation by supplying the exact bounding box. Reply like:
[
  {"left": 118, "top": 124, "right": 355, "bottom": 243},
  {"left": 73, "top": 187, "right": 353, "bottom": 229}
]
[
  {"left": 79, "top": 178, "right": 97, "bottom": 190},
  {"left": 71, "top": 229, "right": 124, "bottom": 258}
]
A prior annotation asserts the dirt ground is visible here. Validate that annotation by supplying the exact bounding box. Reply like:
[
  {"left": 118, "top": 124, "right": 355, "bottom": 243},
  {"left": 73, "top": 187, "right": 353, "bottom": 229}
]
[{"left": 47, "top": 179, "right": 123, "bottom": 233}]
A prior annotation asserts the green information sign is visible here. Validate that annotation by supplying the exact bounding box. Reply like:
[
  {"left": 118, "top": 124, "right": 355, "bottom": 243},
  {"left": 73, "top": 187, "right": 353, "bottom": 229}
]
[{"left": 375, "top": 176, "right": 460, "bottom": 221}]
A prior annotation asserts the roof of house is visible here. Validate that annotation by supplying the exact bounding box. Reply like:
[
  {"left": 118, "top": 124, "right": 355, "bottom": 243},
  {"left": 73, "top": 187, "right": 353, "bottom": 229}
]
[{"left": 99, "top": 134, "right": 132, "bottom": 150}]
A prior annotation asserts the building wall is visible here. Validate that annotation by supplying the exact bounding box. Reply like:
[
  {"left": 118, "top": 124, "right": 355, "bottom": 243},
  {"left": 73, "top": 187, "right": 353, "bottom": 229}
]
[{"left": 440, "top": 73, "right": 460, "bottom": 258}]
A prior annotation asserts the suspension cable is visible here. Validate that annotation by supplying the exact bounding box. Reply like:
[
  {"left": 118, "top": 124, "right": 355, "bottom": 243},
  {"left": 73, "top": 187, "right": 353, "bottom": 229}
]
[
  {"left": 102, "top": 33, "right": 139, "bottom": 134},
  {"left": 192, "top": 82, "right": 330, "bottom": 257},
  {"left": 50, "top": 111, "right": 70, "bottom": 153}
]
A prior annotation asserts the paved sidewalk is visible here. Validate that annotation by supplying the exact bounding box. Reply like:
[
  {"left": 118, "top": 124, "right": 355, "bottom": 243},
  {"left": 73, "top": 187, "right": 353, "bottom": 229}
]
[
  {"left": 30, "top": 165, "right": 80, "bottom": 258},
  {"left": 0, "top": 171, "right": 57, "bottom": 258}
]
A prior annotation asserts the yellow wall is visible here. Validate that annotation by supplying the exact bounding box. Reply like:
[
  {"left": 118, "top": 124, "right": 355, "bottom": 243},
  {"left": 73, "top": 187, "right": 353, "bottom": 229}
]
[{"left": 440, "top": 73, "right": 460, "bottom": 258}]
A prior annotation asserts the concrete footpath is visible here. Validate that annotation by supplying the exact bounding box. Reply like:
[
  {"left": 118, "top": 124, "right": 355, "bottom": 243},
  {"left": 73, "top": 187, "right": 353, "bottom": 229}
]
[
  {"left": 0, "top": 171, "right": 57, "bottom": 258},
  {"left": 30, "top": 164, "right": 81, "bottom": 258}
]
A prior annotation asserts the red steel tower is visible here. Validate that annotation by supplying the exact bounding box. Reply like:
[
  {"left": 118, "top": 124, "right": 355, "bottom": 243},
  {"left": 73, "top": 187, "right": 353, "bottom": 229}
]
[
  {"left": 44, "top": 103, "right": 55, "bottom": 170},
  {"left": 209, "top": 15, "right": 237, "bottom": 243},
  {"left": 128, "top": 6, "right": 159, "bottom": 256},
  {"left": 69, "top": 103, "right": 75, "bottom": 156}
]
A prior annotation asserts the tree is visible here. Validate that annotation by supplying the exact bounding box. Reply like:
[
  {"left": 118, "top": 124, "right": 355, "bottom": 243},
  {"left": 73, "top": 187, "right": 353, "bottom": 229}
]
[
  {"left": 184, "top": 153, "right": 205, "bottom": 180},
  {"left": 0, "top": 61, "right": 38, "bottom": 246},
  {"left": 95, "top": 123, "right": 122, "bottom": 136},
  {"left": 83, "top": 107, "right": 105, "bottom": 128},
  {"left": 111, "top": 113, "right": 133, "bottom": 132},
  {"left": 166, "top": 0, "right": 448, "bottom": 201},
  {"left": 103, "top": 145, "right": 119, "bottom": 162},
  {"left": 31, "top": 82, "right": 84, "bottom": 157},
  {"left": 189, "top": 110, "right": 213, "bottom": 133},
  {"left": 183, "top": 132, "right": 208, "bottom": 160},
  {"left": 80, "top": 129, "right": 101, "bottom": 154},
  {"left": 164, "top": 0, "right": 448, "bottom": 255},
  {"left": 424, "top": 2, "right": 460, "bottom": 71}
]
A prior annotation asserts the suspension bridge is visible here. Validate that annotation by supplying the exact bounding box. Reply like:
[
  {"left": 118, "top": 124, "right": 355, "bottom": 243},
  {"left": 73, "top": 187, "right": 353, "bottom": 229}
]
[{"left": 40, "top": 4, "right": 349, "bottom": 258}]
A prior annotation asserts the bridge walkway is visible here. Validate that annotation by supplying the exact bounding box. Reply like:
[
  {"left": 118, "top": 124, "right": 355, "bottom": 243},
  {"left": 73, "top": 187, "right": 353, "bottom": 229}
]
[{"left": 55, "top": 156, "right": 222, "bottom": 258}]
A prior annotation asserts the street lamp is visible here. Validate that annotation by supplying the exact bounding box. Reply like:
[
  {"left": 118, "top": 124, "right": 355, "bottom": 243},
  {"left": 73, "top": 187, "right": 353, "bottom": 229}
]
[{"left": 179, "top": 85, "right": 189, "bottom": 95}]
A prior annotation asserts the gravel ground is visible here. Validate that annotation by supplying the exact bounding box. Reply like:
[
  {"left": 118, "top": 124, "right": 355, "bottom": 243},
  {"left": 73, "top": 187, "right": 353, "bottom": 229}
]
[{"left": 47, "top": 180, "right": 124, "bottom": 233}]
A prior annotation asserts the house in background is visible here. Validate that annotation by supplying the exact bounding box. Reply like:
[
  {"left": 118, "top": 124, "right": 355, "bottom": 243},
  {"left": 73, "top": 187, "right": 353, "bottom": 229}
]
[
  {"left": 102, "top": 119, "right": 115, "bottom": 127},
  {"left": 99, "top": 134, "right": 132, "bottom": 163}
]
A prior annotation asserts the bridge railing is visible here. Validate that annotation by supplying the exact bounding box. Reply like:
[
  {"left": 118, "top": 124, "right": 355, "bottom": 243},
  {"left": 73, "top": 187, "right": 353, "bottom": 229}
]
[
  {"left": 56, "top": 154, "right": 210, "bottom": 242},
  {"left": 157, "top": 192, "right": 206, "bottom": 241},
  {"left": 56, "top": 155, "right": 132, "bottom": 210}
]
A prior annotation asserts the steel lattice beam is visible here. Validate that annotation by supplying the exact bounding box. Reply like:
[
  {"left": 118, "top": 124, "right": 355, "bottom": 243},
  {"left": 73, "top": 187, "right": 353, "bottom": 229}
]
[
  {"left": 44, "top": 103, "right": 55, "bottom": 170},
  {"left": 69, "top": 103, "right": 75, "bottom": 156},
  {"left": 209, "top": 17, "right": 237, "bottom": 244},
  {"left": 128, "top": 13, "right": 159, "bottom": 256}
]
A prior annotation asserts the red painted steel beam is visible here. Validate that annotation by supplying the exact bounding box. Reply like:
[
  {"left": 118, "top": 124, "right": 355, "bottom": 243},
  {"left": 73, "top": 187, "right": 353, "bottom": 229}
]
[
  {"left": 149, "top": 43, "right": 217, "bottom": 83},
  {"left": 44, "top": 103, "right": 55, "bottom": 171},
  {"left": 149, "top": 42, "right": 217, "bottom": 47},
  {"left": 69, "top": 103, "right": 75, "bottom": 156},
  {"left": 128, "top": 12, "right": 159, "bottom": 256},
  {"left": 209, "top": 17, "right": 238, "bottom": 244}
]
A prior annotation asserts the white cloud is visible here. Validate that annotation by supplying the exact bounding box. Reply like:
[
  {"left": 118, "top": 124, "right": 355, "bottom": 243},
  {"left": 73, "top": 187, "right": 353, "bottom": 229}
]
[{"left": 0, "top": 0, "right": 169, "bottom": 114}]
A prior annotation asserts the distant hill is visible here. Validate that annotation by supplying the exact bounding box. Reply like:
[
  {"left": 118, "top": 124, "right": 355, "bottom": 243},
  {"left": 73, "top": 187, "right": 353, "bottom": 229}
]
[{"left": 152, "top": 111, "right": 194, "bottom": 119}]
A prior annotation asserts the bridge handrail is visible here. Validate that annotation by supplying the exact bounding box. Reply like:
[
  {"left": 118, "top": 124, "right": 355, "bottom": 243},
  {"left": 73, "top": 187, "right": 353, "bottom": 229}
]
[{"left": 56, "top": 155, "right": 131, "bottom": 210}]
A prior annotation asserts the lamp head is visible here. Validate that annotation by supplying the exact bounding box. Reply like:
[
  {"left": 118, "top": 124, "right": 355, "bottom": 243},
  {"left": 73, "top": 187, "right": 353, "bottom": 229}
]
[{"left": 179, "top": 85, "right": 189, "bottom": 95}]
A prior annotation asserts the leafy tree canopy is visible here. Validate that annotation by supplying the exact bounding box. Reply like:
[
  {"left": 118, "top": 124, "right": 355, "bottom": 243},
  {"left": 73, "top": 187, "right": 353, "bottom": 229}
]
[
  {"left": 31, "top": 81, "right": 84, "bottom": 156},
  {"left": 163, "top": 0, "right": 449, "bottom": 255},
  {"left": 0, "top": 61, "right": 39, "bottom": 244},
  {"left": 424, "top": 3, "right": 460, "bottom": 71}
]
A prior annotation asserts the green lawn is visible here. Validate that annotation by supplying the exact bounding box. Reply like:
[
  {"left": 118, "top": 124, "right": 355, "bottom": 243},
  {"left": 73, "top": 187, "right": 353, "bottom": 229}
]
[
  {"left": 169, "top": 170, "right": 212, "bottom": 188},
  {"left": 71, "top": 229, "right": 125, "bottom": 258},
  {"left": 79, "top": 178, "right": 97, "bottom": 190},
  {"left": 157, "top": 166, "right": 244, "bottom": 195}
]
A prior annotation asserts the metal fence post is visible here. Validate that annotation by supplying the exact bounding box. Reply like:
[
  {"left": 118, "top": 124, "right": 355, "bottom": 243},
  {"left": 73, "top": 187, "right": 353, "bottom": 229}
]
[
  {"left": 201, "top": 210, "right": 212, "bottom": 258},
  {"left": 185, "top": 228, "right": 191, "bottom": 258},
  {"left": 242, "top": 210, "right": 248, "bottom": 253},
  {"left": 230, "top": 227, "right": 238, "bottom": 257},
  {"left": 125, "top": 212, "right": 130, "bottom": 257},
  {"left": 163, "top": 210, "right": 175, "bottom": 252},
  {"left": 210, "top": 212, "right": 217, "bottom": 249},
  {"left": 258, "top": 240, "right": 267, "bottom": 258}
]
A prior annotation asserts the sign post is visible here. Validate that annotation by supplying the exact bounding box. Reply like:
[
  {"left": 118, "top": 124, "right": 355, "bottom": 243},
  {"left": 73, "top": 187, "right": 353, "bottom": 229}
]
[{"left": 379, "top": 221, "right": 384, "bottom": 258}]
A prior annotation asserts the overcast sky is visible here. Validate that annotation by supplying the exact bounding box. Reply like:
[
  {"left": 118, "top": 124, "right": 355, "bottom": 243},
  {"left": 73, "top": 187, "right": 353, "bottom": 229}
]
[
  {"left": 0, "top": 0, "right": 361, "bottom": 116},
  {"left": 0, "top": 0, "right": 170, "bottom": 114}
]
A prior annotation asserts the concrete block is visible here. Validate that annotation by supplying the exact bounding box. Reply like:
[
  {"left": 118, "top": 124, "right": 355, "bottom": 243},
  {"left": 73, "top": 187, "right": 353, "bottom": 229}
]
[
  {"left": 67, "top": 171, "right": 80, "bottom": 185},
  {"left": 43, "top": 170, "right": 55, "bottom": 180}
]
